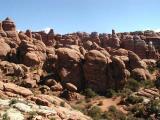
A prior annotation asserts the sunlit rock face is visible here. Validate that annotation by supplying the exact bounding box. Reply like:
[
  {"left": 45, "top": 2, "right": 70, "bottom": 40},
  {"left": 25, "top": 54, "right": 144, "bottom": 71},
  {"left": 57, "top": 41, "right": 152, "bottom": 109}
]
[
  {"left": 0, "top": 17, "right": 158, "bottom": 94},
  {"left": 2, "top": 17, "right": 16, "bottom": 31}
]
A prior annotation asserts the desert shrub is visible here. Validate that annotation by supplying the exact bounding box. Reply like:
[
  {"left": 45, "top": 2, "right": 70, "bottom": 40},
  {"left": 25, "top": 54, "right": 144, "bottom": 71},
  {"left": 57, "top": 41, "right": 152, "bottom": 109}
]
[
  {"left": 52, "top": 100, "right": 57, "bottom": 105},
  {"left": 146, "top": 99, "right": 160, "bottom": 118},
  {"left": 28, "top": 111, "right": 37, "bottom": 119},
  {"left": 140, "top": 80, "right": 154, "bottom": 88},
  {"left": 97, "top": 101, "right": 103, "bottom": 106},
  {"left": 130, "top": 99, "right": 160, "bottom": 119},
  {"left": 102, "top": 105, "right": 126, "bottom": 120},
  {"left": 76, "top": 99, "right": 83, "bottom": 104},
  {"left": 9, "top": 99, "right": 18, "bottom": 106},
  {"left": 50, "top": 117, "right": 56, "bottom": 120},
  {"left": 73, "top": 105, "right": 86, "bottom": 113},
  {"left": 2, "top": 113, "right": 9, "bottom": 120},
  {"left": 118, "top": 88, "right": 132, "bottom": 98},
  {"left": 108, "top": 105, "right": 117, "bottom": 112},
  {"left": 131, "top": 104, "right": 146, "bottom": 118},
  {"left": 83, "top": 88, "right": 97, "bottom": 98},
  {"left": 125, "top": 95, "right": 143, "bottom": 105},
  {"left": 105, "top": 89, "right": 116, "bottom": 98},
  {"left": 155, "top": 77, "right": 160, "bottom": 88},
  {"left": 125, "top": 78, "right": 140, "bottom": 92},
  {"left": 156, "top": 60, "right": 160, "bottom": 68},
  {"left": 87, "top": 106, "right": 102, "bottom": 120},
  {"left": 85, "top": 98, "right": 92, "bottom": 103},
  {"left": 60, "top": 101, "right": 65, "bottom": 107},
  {"left": 148, "top": 66, "right": 156, "bottom": 74}
]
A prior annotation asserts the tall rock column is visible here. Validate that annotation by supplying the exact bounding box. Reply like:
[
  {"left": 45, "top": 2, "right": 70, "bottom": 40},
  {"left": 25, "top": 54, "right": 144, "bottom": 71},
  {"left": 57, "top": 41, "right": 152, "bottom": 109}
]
[{"left": 2, "top": 17, "right": 20, "bottom": 44}]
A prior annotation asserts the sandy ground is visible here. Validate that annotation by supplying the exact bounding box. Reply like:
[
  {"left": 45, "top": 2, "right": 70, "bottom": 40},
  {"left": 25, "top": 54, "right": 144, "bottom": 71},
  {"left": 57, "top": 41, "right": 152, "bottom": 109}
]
[{"left": 89, "top": 96, "right": 127, "bottom": 113}]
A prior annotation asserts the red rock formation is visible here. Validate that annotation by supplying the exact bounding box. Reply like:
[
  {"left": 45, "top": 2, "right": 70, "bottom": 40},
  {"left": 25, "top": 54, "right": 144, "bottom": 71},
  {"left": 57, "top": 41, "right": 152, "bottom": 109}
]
[
  {"left": 0, "top": 17, "right": 159, "bottom": 95},
  {"left": 2, "top": 17, "right": 16, "bottom": 31},
  {"left": 2, "top": 17, "right": 20, "bottom": 44},
  {"left": 0, "top": 21, "right": 7, "bottom": 37}
]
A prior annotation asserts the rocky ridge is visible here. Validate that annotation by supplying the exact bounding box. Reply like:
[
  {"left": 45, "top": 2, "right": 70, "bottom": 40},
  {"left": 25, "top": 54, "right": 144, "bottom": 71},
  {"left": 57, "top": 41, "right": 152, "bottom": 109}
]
[{"left": 0, "top": 17, "right": 160, "bottom": 119}]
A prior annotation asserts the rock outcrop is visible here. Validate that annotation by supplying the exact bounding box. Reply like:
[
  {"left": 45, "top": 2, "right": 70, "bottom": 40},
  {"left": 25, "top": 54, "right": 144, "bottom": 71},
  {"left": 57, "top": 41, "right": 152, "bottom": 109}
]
[
  {"left": 56, "top": 48, "right": 84, "bottom": 90},
  {"left": 0, "top": 17, "right": 159, "bottom": 119}
]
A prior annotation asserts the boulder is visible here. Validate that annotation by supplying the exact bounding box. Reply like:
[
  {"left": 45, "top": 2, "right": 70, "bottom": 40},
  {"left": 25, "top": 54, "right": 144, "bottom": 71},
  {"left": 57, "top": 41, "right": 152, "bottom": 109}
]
[
  {"left": 83, "top": 50, "right": 110, "bottom": 93},
  {"left": 22, "top": 77, "right": 37, "bottom": 88},
  {"left": 3, "top": 83, "right": 33, "bottom": 96},
  {"left": 128, "top": 51, "right": 147, "bottom": 69},
  {"left": 44, "top": 79, "right": 57, "bottom": 87},
  {"left": 0, "top": 61, "right": 28, "bottom": 77},
  {"left": 19, "top": 39, "right": 46, "bottom": 67},
  {"left": 60, "top": 90, "right": 79, "bottom": 101},
  {"left": 109, "top": 56, "right": 128, "bottom": 89},
  {"left": 0, "top": 38, "right": 11, "bottom": 59},
  {"left": 65, "top": 83, "right": 77, "bottom": 92},
  {"left": 56, "top": 48, "right": 84, "bottom": 90},
  {"left": 111, "top": 48, "right": 128, "bottom": 56},
  {"left": 51, "top": 83, "right": 63, "bottom": 91},
  {"left": 30, "top": 96, "right": 51, "bottom": 106},
  {"left": 13, "top": 102, "right": 32, "bottom": 112},
  {"left": 131, "top": 68, "right": 153, "bottom": 81}
]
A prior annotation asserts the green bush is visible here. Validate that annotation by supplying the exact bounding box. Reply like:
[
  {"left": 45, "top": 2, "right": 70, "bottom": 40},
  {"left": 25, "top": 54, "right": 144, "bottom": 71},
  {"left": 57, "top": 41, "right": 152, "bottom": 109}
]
[
  {"left": 130, "top": 99, "right": 160, "bottom": 119},
  {"left": 9, "top": 99, "right": 18, "bottom": 106},
  {"left": 28, "top": 111, "right": 37, "bottom": 119},
  {"left": 60, "top": 101, "right": 65, "bottom": 107},
  {"left": 118, "top": 88, "right": 132, "bottom": 98},
  {"left": 155, "top": 77, "right": 160, "bottom": 88},
  {"left": 148, "top": 66, "right": 156, "bottom": 74},
  {"left": 83, "top": 88, "right": 97, "bottom": 98},
  {"left": 146, "top": 99, "right": 160, "bottom": 116},
  {"left": 87, "top": 106, "right": 102, "bottom": 120},
  {"left": 156, "top": 60, "right": 160, "bottom": 68},
  {"left": 108, "top": 105, "right": 117, "bottom": 113},
  {"left": 140, "top": 80, "right": 154, "bottom": 88},
  {"left": 102, "top": 106, "right": 126, "bottom": 120},
  {"left": 125, "top": 95, "right": 143, "bottom": 104},
  {"left": 105, "top": 89, "right": 116, "bottom": 98},
  {"left": 2, "top": 113, "right": 9, "bottom": 120},
  {"left": 125, "top": 78, "right": 140, "bottom": 92}
]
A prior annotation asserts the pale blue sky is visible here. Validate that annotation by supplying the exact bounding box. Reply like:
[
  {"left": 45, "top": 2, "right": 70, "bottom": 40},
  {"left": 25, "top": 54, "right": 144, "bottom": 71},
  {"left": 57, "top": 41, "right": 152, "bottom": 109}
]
[{"left": 0, "top": 0, "right": 160, "bottom": 34}]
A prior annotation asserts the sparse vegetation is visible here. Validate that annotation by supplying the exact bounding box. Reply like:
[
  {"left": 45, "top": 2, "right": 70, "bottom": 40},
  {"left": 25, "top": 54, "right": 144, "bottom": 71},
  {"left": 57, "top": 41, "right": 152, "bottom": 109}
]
[
  {"left": 50, "top": 117, "right": 56, "bottom": 120},
  {"left": 102, "top": 106, "right": 126, "bottom": 120},
  {"left": 28, "top": 111, "right": 37, "bottom": 119},
  {"left": 125, "top": 95, "right": 143, "bottom": 105},
  {"left": 105, "top": 89, "right": 116, "bottom": 98},
  {"left": 124, "top": 78, "right": 140, "bottom": 92},
  {"left": 60, "top": 101, "right": 65, "bottom": 107},
  {"left": 52, "top": 100, "right": 57, "bottom": 105},
  {"left": 129, "top": 99, "right": 160, "bottom": 119},
  {"left": 83, "top": 88, "right": 97, "bottom": 98},
  {"left": 10, "top": 76, "right": 17, "bottom": 81},
  {"left": 155, "top": 76, "right": 160, "bottom": 88},
  {"left": 87, "top": 106, "right": 102, "bottom": 120},
  {"left": 30, "top": 66, "right": 39, "bottom": 71},
  {"left": 2, "top": 113, "right": 9, "bottom": 120},
  {"left": 9, "top": 99, "right": 18, "bottom": 106},
  {"left": 148, "top": 66, "right": 157, "bottom": 74},
  {"left": 156, "top": 60, "right": 160, "bottom": 68}
]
